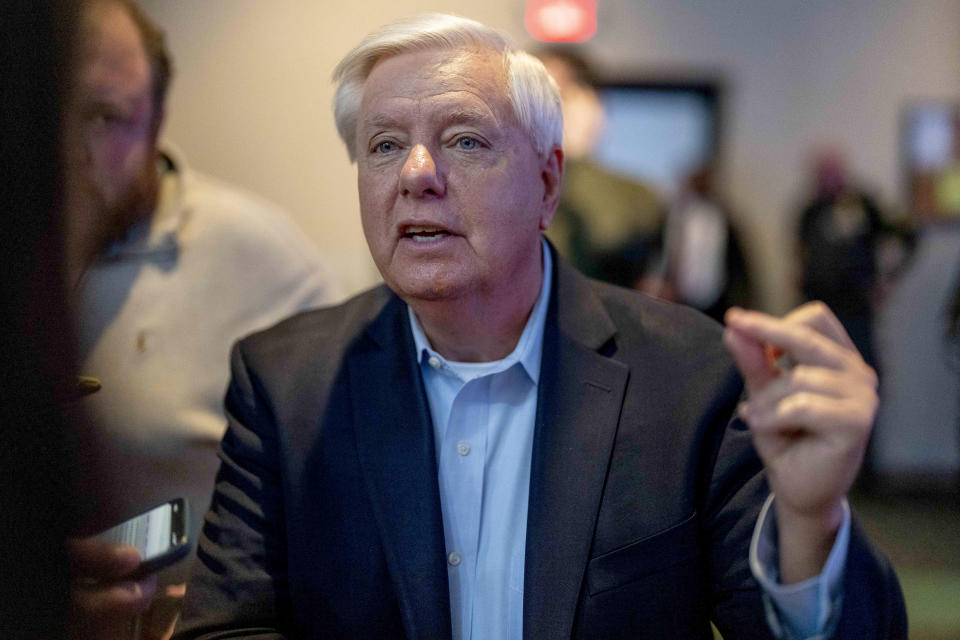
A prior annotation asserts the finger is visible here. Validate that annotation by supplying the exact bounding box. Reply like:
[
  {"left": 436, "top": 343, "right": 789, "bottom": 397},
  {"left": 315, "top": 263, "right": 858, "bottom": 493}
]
[
  {"left": 68, "top": 538, "right": 142, "bottom": 580},
  {"left": 765, "top": 364, "right": 874, "bottom": 401},
  {"left": 723, "top": 323, "right": 778, "bottom": 394},
  {"left": 725, "top": 308, "right": 852, "bottom": 370},
  {"left": 72, "top": 573, "right": 157, "bottom": 617},
  {"left": 739, "top": 366, "right": 855, "bottom": 419},
  {"left": 783, "top": 301, "right": 856, "bottom": 351},
  {"left": 741, "top": 392, "right": 877, "bottom": 440}
]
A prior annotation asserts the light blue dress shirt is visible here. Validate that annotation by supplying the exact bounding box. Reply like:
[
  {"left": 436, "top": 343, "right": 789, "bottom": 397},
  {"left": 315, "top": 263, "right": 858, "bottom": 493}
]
[{"left": 408, "top": 239, "right": 849, "bottom": 640}]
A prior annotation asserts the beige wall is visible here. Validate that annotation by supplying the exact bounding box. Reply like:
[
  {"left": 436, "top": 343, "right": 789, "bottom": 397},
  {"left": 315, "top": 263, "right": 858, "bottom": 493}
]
[{"left": 142, "top": 0, "right": 960, "bottom": 309}]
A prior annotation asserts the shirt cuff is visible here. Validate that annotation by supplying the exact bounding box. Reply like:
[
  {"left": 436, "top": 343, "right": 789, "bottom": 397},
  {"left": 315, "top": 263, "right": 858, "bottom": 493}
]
[{"left": 749, "top": 494, "right": 851, "bottom": 640}]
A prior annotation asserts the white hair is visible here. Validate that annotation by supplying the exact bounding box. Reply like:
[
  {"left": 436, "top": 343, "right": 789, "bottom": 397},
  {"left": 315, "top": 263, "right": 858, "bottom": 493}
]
[{"left": 332, "top": 13, "right": 562, "bottom": 163}]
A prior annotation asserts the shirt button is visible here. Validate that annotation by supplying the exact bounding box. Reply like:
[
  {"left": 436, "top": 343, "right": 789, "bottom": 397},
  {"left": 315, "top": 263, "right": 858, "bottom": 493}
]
[
  {"left": 428, "top": 356, "right": 442, "bottom": 370},
  {"left": 456, "top": 441, "right": 471, "bottom": 456},
  {"left": 447, "top": 552, "right": 462, "bottom": 567}
]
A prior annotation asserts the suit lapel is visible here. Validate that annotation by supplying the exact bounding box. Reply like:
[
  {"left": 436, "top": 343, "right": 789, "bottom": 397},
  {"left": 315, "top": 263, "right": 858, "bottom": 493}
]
[
  {"left": 523, "top": 258, "right": 629, "bottom": 640},
  {"left": 350, "top": 295, "right": 452, "bottom": 640}
]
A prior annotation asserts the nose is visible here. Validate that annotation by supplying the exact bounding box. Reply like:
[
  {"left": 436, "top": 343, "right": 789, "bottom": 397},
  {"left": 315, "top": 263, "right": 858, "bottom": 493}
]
[{"left": 399, "top": 144, "right": 445, "bottom": 198}]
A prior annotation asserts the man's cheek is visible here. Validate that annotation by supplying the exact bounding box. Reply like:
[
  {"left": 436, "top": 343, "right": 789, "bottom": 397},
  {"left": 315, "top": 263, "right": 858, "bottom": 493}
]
[
  {"left": 85, "top": 139, "right": 125, "bottom": 195},
  {"left": 90, "top": 124, "right": 144, "bottom": 167},
  {"left": 115, "top": 133, "right": 152, "bottom": 175}
]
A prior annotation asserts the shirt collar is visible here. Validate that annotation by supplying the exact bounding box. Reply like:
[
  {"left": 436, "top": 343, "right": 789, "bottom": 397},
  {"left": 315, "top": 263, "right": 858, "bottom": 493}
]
[
  {"left": 103, "top": 141, "right": 190, "bottom": 260},
  {"left": 408, "top": 237, "right": 553, "bottom": 384}
]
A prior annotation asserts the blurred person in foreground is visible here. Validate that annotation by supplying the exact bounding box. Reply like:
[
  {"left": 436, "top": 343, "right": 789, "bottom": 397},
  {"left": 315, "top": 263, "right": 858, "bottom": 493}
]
[
  {"left": 65, "top": 0, "right": 339, "bottom": 637},
  {"left": 0, "top": 1, "right": 84, "bottom": 638},
  {"left": 177, "top": 14, "right": 904, "bottom": 639},
  {"left": 796, "top": 148, "right": 887, "bottom": 367},
  {"left": 1, "top": 2, "right": 154, "bottom": 638},
  {"left": 537, "top": 48, "right": 664, "bottom": 289}
]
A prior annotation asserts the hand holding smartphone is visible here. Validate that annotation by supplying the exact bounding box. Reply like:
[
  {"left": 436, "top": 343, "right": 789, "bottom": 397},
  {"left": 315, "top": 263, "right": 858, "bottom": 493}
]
[
  {"left": 93, "top": 497, "right": 191, "bottom": 578},
  {"left": 69, "top": 499, "right": 190, "bottom": 639}
]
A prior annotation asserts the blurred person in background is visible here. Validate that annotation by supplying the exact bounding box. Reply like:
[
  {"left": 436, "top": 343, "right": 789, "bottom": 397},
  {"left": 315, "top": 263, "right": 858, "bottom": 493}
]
[
  {"left": 67, "top": 0, "right": 340, "bottom": 636},
  {"left": 659, "top": 162, "right": 754, "bottom": 322},
  {"left": 949, "top": 272, "right": 960, "bottom": 368},
  {"left": 947, "top": 272, "right": 960, "bottom": 494},
  {"left": 538, "top": 48, "right": 664, "bottom": 289},
  {"left": 796, "top": 148, "right": 887, "bottom": 367}
]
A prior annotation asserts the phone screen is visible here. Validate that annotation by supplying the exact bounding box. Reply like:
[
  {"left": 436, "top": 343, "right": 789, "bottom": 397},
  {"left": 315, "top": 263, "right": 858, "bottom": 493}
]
[{"left": 97, "top": 500, "right": 180, "bottom": 561}]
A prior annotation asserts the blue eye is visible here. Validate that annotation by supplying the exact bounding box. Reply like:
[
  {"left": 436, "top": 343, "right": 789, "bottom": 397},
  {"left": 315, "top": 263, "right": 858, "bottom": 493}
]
[
  {"left": 375, "top": 140, "right": 397, "bottom": 154},
  {"left": 457, "top": 136, "right": 479, "bottom": 150}
]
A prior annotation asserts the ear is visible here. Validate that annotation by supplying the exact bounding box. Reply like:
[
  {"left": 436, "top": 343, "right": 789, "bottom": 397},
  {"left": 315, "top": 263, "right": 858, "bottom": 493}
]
[{"left": 538, "top": 146, "right": 563, "bottom": 231}]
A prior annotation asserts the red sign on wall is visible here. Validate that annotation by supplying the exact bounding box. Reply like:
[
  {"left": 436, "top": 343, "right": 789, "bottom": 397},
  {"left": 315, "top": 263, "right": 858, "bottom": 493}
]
[{"left": 525, "top": 0, "right": 597, "bottom": 43}]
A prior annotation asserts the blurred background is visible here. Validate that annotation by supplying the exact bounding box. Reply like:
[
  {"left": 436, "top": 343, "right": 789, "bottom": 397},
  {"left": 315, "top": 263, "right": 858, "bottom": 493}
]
[{"left": 133, "top": 1, "right": 960, "bottom": 636}]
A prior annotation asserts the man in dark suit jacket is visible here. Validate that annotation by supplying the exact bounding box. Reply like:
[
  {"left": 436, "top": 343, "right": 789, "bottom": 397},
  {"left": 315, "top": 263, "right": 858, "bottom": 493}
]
[{"left": 176, "top": 13, "right": 904, "bottom": 640}]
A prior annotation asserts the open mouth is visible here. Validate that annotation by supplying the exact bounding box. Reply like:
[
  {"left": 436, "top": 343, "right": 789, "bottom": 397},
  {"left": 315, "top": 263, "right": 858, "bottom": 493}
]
[{"left": 403, "top": 226, "right": 452, "bottom": 242}]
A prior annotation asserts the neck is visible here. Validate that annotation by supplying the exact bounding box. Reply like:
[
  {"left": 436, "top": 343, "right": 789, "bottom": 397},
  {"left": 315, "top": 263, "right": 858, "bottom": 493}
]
[{"left": 410, "top": 247, "right": 545, "bottom": 363}]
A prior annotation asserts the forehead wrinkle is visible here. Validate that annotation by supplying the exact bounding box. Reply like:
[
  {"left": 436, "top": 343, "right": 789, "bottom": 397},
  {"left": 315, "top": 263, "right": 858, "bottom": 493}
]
[
  {"left": 360, "top": 96, "right": 501, "bottom": 135},
  {"left": 358, "top": 48, "right": 516, "bottom": 146},
  {"left": 431, "top": 103, "right": 507, "bottom": 136},
  {"left": 361, "top": 112, "right": 405, "bottom": 132},
  {"left": 414, "top": 86, "right": 502, "bottom": 127}
]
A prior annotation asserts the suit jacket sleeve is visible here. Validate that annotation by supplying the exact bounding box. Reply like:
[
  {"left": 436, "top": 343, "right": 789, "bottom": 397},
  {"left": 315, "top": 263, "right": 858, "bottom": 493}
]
[
  {"left": 562, "top": 277, "right": 905, "bottom": 639},
  {"left": 174, "top": 342, "right": 292, "bottom": 639},
  {"left": 668, "top": 379, "right": 906, "bottom": 640},
  {"left": 702, "top": 389, "right": 905, "bottom": 639},
  {"left": 698, "top": 379, "right": 905, "bottom": 639}
]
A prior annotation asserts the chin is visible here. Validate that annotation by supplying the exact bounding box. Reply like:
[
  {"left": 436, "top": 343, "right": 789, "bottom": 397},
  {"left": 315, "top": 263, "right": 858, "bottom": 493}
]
[
  {"left": 395, "top": 282, "right": 458, "bottom": 303},
  {"left": 388, "top": 273, "right": 470, "bottom": 305},
  {"left": 378, "top": 257, "right": 458, "bottom": 298}
]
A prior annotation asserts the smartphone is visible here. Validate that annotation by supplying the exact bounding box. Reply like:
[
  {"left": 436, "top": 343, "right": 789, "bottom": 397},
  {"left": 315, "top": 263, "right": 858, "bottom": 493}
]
[{"left": 95, "top": 498, "right": 191, "bottom": 577}]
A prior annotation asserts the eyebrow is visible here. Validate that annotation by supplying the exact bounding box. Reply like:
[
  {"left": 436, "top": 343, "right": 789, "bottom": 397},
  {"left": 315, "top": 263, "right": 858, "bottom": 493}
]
[
  {"left": 360, "top": 114, "right": 404, "bottom": 132},
  {"left": 360, "top": 106, "right": 498, "bottom": 133},
  {"left": 441, "top": 106, "right": 497, "bottom": 127}
]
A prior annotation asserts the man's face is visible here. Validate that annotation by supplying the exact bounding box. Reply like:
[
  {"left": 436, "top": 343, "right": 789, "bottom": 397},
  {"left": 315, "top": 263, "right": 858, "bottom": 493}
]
[
  {"left": 67, "top": 1, "right": 158, "bottom": 250},
  {"left": 356, "top": 48, "right": 560, "bottom": 308}
]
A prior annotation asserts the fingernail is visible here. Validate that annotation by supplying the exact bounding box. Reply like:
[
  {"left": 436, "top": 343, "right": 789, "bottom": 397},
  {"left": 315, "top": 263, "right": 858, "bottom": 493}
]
[{"left": 123, "top": 581, "right": 142, "bottom": 599}]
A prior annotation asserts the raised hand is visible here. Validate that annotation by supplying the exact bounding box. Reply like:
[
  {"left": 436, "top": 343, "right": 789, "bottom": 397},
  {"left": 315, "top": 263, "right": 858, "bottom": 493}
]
[{"left": 723, "top": 301, "right": 878, "bottom": 582}]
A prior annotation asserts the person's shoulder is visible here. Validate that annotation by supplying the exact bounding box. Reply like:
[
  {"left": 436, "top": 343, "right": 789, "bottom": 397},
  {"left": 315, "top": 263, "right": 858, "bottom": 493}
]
[
  {"left": 583, "top": 279, "right": 746, "bottom": 416},
  {"left": 571, "top": 276, "right": 738, "bottom": 389},
  {"left": 183, "top": 171, "right": 294, "bottom": 228},
  {"left": 178, "top": 168, "right": 343, "bottom": 302},
  {"left": 236, "top": 284, "right": 394, "bottom": 364},
  {"left": 180, "top": 168, "right": 322, "bottom": 258},
  {"left": 184, "top": 169, "right": 284, "bottom": 217},
  {"left": 588, "top": 277, "right": 725, "bottom": 347}
]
